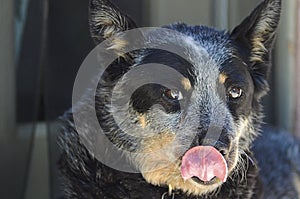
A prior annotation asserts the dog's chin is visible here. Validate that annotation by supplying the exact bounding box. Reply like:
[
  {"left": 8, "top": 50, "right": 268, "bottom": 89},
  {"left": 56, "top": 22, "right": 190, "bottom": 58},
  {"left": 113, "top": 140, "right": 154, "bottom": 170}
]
[
  {"left": 183, "top": 179, "right": 224, "bottom": 195},
  {"left": 137, "top": 133, "right": 240, "bottom": 196},
  {"left": 142, "top": 171, "right": 224, "bottom": 196},
  {"left": 141, "top": 151, "right": 239, "bottom": 196}
]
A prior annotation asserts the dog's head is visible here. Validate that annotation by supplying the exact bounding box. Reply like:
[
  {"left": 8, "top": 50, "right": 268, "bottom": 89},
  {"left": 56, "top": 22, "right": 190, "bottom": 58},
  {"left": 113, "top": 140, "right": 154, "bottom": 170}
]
[{"left": 88, "top": 0, "right": 281, "bottom": 196}]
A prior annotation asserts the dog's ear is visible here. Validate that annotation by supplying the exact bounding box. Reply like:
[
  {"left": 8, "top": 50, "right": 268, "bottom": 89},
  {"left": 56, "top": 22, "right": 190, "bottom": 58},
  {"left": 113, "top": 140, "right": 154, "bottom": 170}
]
[
  {"left": 231, "top": 0, "right": 281, "bottom": 98},
  {"left": 89, "top": 0, "right": 138, "bottom": 44}
]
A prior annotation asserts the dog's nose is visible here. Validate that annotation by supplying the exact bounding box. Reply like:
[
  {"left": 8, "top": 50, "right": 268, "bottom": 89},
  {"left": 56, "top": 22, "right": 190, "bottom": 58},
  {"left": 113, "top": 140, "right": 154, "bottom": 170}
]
[
  {"left": 212, "top": 140, "right": 230, "bottom": 156},
  {"left": 191, "top": 132, "right": 231, "bottom": 157},
  {"left": 201, "top": 139, "right": 230, "bottom": 157}
]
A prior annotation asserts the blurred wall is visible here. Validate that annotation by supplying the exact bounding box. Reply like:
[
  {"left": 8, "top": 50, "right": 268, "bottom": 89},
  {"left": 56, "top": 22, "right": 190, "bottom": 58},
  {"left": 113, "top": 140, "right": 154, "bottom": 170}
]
[
  {"left": 0, "top": 0, "right": 15, "bottom": 139},
  {"left": 147, "top": 0, "right": 213, "bottom": 26},
  {"left": 275, "top": 0, "right": 298, "bottom": 133},
  {"left": 146, "top": 0, "right": 261, "bottom": 29}
]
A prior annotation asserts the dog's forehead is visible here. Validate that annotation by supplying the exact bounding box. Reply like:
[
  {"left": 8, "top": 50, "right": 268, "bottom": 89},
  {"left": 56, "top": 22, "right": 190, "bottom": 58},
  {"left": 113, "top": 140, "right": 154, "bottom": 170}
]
[
  {"left": 165, "top": 23, "right": 233, "bottom": 66},
  {"left": 153, "top": 23, "right": 233, "bottom": 86},
  {"left": 136, "top": 23, "right": 235, "bottom": 88}
]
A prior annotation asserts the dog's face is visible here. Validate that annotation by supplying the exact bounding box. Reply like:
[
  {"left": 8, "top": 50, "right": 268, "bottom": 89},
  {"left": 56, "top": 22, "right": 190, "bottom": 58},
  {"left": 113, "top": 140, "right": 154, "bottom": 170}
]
[{"left": 89, "top": 0, "right": 281, "bottom": 196}]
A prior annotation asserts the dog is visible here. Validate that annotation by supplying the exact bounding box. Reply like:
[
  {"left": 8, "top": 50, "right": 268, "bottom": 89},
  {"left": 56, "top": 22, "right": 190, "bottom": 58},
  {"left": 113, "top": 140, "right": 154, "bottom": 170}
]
[{"left": 59, "top": 0, "right": 300, "bottom": 198}]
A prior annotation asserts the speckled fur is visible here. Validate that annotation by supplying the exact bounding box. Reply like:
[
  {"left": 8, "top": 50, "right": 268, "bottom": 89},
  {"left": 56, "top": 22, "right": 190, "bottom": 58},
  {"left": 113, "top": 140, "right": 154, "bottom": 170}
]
[{"left": 59, "top": 0, "right": 299, "bottom": 198}]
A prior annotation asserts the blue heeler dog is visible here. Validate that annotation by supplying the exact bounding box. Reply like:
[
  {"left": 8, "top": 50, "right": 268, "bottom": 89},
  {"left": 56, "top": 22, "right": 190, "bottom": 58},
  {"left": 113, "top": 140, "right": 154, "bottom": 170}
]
[{"left": 59, "top": 0, "right": 300, "bottom": 198}]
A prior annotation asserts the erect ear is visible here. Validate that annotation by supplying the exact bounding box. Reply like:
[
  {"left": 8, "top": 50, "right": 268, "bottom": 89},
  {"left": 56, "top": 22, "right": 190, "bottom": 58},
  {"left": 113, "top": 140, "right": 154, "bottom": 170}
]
[
  {"left": 89, "top": 0, "right": 138, "bottom": 44},
  {"left": 231, "top": 0, "right": 281, "bottom": 98}
]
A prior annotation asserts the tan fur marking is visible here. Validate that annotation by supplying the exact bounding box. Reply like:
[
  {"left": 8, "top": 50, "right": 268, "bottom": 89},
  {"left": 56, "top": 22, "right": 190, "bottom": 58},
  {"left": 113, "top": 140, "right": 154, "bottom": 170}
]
[
  {"left": 108, "top": 37, "right": 128, "bottom": 51},
  {"left": 168, "top": 184, "right": 173, "bottom": 195},
  {"left": 249, "top": 2, "right": 279, "bottom": 63},
  {"left": 294, "top": 173, "right": 300, "bottom": 197},
  {"left": 139, "top": 114, "right": 147, "bottom": 128},
  {"left": 142, "top": 163, "right": 222, "bottom": 196},
  {"left": 181, "top": 78, "right": 192, "bottom": 91},
  {"left": 141, "top": 132, "right": 175, "bottom": 153},
  {"left": 136, "top": 133, "right": 223, "bottom": 196},
  {"left": 237, "top": 118, "right": 249, "bottom": 139},
  {"left": 107, "top": 37, "right": 129, "bottom": 58},
  {"left": 228, "top": 146, "right": 239, "bottom": 174},
  {"left": 219, "top": 73, "right": 228, "bottom": 84},
  {"left": 94, "top": 16, "right": 113, "bottom": 26},
  {"left": 250, "top": 37, "right": 268, "bottom": 63}
]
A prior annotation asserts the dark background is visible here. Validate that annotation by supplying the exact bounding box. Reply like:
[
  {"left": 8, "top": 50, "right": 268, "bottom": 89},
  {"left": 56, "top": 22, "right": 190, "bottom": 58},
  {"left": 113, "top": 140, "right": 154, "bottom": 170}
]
[
  {"left": 17, "top": 0, "right": 145, "bottom": 123},
  {"left": 14, "top": 0, "right": 145, "bottom": 198}
]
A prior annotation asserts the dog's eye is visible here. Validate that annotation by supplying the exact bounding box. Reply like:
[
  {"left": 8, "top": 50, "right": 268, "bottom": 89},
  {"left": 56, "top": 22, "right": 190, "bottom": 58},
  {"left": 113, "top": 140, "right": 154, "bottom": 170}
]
[
  {"left": 164, "top": 89, "right": 183, "bottom": 101},
  {"left": 228, "top": 87, "right": 243, "bottom": 99}
]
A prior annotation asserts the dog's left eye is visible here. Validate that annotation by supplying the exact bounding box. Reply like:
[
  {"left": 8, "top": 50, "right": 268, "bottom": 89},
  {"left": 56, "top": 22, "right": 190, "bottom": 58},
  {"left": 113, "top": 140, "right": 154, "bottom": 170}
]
[
  {"left": 228, "top": 87, "right": 243, "bottom": 99},
  {"left": 164, "top": 89, "right": 183, "bottom": 101}
]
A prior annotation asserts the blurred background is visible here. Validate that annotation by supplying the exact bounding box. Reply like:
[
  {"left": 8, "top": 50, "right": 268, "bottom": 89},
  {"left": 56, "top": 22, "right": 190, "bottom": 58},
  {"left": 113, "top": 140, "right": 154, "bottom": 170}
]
[{"left": 0, "top": 0, "right": 300, "bottom": 198}]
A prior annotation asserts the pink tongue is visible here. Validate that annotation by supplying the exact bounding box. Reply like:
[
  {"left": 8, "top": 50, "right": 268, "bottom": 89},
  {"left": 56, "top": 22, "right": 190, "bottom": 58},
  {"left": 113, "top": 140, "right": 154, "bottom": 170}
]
[{"left": 181, "top": 146, "right": 228, "bottom": 182}]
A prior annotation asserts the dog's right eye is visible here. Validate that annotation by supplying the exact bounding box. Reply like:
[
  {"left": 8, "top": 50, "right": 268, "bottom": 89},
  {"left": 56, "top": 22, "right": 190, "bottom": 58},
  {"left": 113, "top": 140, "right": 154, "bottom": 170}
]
[
  {"left": 228, "top": 87, "right": 243, "bottom": 99},
  {"left": 163, "top": 89, "right": 183, "bottom": 101}
]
